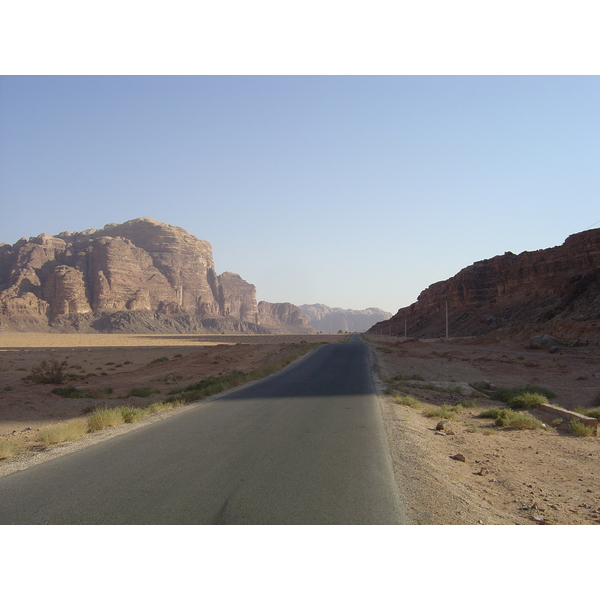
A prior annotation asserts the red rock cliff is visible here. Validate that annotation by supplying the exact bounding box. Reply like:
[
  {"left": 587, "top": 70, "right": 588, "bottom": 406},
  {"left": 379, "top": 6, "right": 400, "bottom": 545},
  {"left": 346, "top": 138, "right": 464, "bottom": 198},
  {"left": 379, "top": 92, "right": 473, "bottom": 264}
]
[
  {"left": 369, "top": 228, "right": 600, "bottom": 340},
  {"left": 0, "top": 218, "right": 310, "bottom": 334}
]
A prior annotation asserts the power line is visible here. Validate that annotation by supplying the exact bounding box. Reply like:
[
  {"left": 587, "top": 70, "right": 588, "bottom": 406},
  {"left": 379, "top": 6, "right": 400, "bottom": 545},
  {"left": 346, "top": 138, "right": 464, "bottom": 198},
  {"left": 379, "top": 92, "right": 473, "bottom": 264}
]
[{"left": 584, "top": 219, "right": 600, "bottom": 230}]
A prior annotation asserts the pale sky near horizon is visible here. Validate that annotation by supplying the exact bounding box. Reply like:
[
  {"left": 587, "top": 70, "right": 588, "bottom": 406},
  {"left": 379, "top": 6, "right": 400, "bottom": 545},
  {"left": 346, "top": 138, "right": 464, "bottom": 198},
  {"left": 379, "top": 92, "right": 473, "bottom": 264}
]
[{"left": 1, "top": 75, "right": 599, "bottom": 315}]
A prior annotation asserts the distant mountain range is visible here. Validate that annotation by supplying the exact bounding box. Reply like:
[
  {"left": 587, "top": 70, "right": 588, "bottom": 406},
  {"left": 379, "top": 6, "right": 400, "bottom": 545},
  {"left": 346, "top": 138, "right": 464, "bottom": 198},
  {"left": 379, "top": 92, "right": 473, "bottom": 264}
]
[{"left": 300, "top": 304, "right": 392, "bottom": 333}]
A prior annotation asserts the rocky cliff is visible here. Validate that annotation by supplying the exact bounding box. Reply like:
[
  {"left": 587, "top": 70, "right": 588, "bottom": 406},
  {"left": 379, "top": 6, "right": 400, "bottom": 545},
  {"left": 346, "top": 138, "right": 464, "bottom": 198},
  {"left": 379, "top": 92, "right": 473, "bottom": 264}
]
[
  {"left": 300, "top": 304, "right": 392, "bottom": 333},
  {"left": 369, "top": 228, "right": 600, "bottom": 341},
  {"left": 257, "top": 301, "right": 316, "bottom": 334},
  {"left": 0, "top": 218, "right": 309, "bottom": 334}
]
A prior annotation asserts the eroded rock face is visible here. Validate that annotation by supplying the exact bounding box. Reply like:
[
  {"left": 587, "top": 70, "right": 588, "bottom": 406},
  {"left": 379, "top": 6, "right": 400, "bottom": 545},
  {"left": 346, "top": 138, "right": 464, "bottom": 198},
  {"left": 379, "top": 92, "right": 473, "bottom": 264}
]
[
  {"left": 257, "top": 301, "right": 316, "bottom": 334},
  {"left": 370, "top": 228, "right": 600, "bottom": 340},
  {"left": 0, "top": 218, "right": 308, "bottom": 334},
  {"left": 300, "top": 304, "right": 392, "bottom": 333}
]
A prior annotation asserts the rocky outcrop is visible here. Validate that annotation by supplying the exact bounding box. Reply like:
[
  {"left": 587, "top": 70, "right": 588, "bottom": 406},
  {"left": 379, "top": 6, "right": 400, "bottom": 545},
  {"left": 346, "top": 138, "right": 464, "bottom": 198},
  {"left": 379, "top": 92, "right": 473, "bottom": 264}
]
[
  {"left": 300, "top": 304, "right": 392, "bottom": 333},
  {"left": 0, "top": 218, "right": 311, "bottom": 334},
  {"left": 369, "top": 228, "right": 600, "bottom": 340},
  {"left": 257, "top": 301, "right": 317, "bottom": 334}
]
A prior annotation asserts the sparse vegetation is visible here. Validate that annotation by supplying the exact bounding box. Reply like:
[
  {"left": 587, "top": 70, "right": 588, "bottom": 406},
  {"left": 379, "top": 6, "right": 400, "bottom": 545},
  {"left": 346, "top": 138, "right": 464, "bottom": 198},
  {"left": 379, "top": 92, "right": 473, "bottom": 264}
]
[
  {"left": 456, "top": 398, "right": 477, "bottom": 408},
  {"left": 393, "top": 393, "right": 421, "bottom": 408},
  {"left": 477, "top": 408, "right": 502, "bottom": 419},
  {"left": 592, "top": 392, "right": 600, "bottom": 407},
  {"left": 0, "top": 438, "right": 19, "bottom": 460},
  {"left": 491, "top": 385, "right": 556, "bottom": 405},
  {"left": 506, "top": 392, "right": 547, "bottom": 410},
  {"left": 392, "top": 373, "right": 425, "bottom": 382},
  {"left": 494, "top": 409, "right": 543, "bottom": 430},
  {"left": 118, "top": 406, "right": 146, "bottom": 423},
  {"left": 567, "top": 419, "right": 595, "bottom": 437},
  {"left": 87, "top": 408, "right": 125, "bottom": 432},
  {"left": 149, "top": 356, "right": 169, "bottom": 364},
  {"left": 51, "top": 386, "right": 96, "bottom": 399},
  {"left": 128, "top": 387, "right": 159, "bottom": 398},
  {"left": 37, "top": 419, "right": 88, "bottom": 448},
  {"left": 423, "top": 404, "right": 458, "bottom": 420},
  {"left": 25, "top": 359, "right": 69, "bottom": 384}
]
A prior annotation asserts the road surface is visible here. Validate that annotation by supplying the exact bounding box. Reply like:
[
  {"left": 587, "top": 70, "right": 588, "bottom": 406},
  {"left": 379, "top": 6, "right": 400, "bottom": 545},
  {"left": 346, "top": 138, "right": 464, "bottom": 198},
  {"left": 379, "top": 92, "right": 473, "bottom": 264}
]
[{"left": 0, "top": 335, "right": 407, "bottom": 524}]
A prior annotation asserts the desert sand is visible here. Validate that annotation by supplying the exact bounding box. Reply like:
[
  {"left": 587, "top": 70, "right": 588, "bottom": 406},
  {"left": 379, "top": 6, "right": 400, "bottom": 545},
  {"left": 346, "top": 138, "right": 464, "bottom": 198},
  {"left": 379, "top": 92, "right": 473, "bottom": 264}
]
[{"left": 1, "top": 331, "right": 599, "bottom": 524}]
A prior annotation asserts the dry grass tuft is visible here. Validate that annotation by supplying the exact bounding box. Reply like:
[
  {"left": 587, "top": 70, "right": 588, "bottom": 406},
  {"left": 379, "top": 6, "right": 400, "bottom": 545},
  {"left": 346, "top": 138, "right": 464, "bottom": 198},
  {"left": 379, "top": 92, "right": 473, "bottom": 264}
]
[
  {"left": 87, "top": 408, "right": 125, "bottom": 432},
  {"left": 37, "top": 419, "right": 88, "bottom": 448}
]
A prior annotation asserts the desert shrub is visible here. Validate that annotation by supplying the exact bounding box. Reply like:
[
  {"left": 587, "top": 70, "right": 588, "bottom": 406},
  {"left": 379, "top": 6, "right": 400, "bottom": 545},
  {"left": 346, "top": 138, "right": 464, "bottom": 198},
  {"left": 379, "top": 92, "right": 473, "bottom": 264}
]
[
  {"left": 477, "top": 408, "right": 502, "bottom": 419},
  {"left": 506, "top": 392, "right": 547, "bottom": 410},
  {"left": 567, "top": 419, "right": 595, "bottom": 437},
  {"left": 149, "top": 356, "right": 169, "bottom": 364},
  {"left": 87, "top": 408, "right": 125, "bottom": 432},
  {"left": 393, "top": 374, "right": 425, "bottom": 382},
  {"left": 457, "top": 398, "right": 477, "bottom": 408},
  {"left": 492, "top": 385, "right": 556, "bottom": 404},
  {"left": 0, "top": 438, "right": 19, "bottom": 460},
  {"left": 51, "top": 386, "right": 95, "bottom": 399},
  {"left": 118, "top": 406, "right": 146, "bottom": 423},
  {"left": 394, "top": 394, "right": 421, "bottom": 408},
  {"left": 26, "top": 360, "right": 69, "bottom": 384},
  {"left": 145, "top": 402, "right": 173, "bottom": 414},
  {"left": 423, "top": 404, "right": 457, "bottom": 420},
  {"left": 494, "top": 409, "right": 543, "bottom": 430},
  {"left": 591, "top": 392, "right": 600, "bottom": 407},
  {"left": 37, "top": 419, "right": 88, "bottom": 448},
  {"left": 583, "top": 408, "right": 600, "bottom": 420},
  {"left": 128, "top": 387, "right": 158, "bottom": 398},
  {"left": 96, "top": 387, "right": 113, "bottom": 398},
  {"left": 550, "top": 418, "right": 564, "bottom": 428}
]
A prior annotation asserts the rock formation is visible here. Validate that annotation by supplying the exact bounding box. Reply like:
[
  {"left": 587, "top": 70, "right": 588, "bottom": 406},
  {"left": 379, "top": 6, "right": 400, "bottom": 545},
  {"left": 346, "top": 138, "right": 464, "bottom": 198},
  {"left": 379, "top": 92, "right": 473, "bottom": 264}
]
[
  {"left": 0, "top": 218, "right": 313, "bottom": 334},
  {"left": 257, "top": 301, "right": 316, "bottom": 334},
  {"left": 369, "top": 228, "right": 600, "bottom": 341},
  {"left": 300, "top": 304, "right": 392, "bottom": 333}
]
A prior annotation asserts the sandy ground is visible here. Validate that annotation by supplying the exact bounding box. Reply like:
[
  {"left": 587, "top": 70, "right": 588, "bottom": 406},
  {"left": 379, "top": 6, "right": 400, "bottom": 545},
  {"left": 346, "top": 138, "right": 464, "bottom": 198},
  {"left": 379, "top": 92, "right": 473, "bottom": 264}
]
[
  {"left": 0, "top": 333, "right": 343, "bottom": 437},
  {"left": 365, "top": 334, "right": 600, "bottom": 525},
  {"left": 1, "top": 331, "right": 599, "bottom": 525}
]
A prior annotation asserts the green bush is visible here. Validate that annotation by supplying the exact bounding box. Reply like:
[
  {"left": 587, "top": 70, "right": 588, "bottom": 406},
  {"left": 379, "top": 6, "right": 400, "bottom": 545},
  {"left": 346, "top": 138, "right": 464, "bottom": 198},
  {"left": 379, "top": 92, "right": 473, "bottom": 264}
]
[
  {"left": 149, "top": 356, "right": 169, "bottom": 364},
  {"left": 128, "top": 387, "right": 159, "bottom": 398},
  {"left": 494, "top": 409, "right": 543, "bottom": 430},
  {"left": 51, "top": 386, "right": 95, "bottom": 399},
  {"left": 592, "top": 392, "right": 600, "bottom": 407},
  {"left": 423, "top": 404, "right": 457, "bottom": 420},
  {"left": 393, "top": 374, "right": 425, "bottom": 382},
  {"left": 567, "top": 419, "right": 595, "bottom": 437},
  {"left": 492, "top": 385, "right": 556, "bottom": 404},
  {"left": 477, "top": 408, "right": 502, "bottom": 419},
  {"left": 506, "top": 392, "right": 547, "bottom": 410}
]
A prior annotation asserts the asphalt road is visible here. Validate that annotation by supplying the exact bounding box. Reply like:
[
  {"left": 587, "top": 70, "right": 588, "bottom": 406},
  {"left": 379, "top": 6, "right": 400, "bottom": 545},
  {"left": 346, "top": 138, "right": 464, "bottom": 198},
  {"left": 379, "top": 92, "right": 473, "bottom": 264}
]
[{"left": 0, "top": 335, "right": 407, "bottom": 524}]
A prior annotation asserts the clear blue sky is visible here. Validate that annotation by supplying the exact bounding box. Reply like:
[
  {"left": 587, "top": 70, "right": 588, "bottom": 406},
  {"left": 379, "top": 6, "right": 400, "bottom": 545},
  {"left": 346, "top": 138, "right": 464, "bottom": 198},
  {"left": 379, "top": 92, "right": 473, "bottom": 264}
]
[{"left": 1, "top": 76, "right": 598, "bottom": 315}]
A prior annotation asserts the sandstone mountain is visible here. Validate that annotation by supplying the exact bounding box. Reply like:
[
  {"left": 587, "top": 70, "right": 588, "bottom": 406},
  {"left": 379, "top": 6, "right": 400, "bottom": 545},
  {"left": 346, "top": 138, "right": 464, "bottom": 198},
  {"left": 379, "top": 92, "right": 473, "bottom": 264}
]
[
  {"left": 300, "top": 304, "right": 392, "bottom": 333},
  {"left": 369, "top": 228, "right": 600, "bottom": 342},
  {"left": 0, "top": 218, "right": 316, "bottom": 334},
  {"left": 257, "top": 302, "right": 315, "bottom": 334}
]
